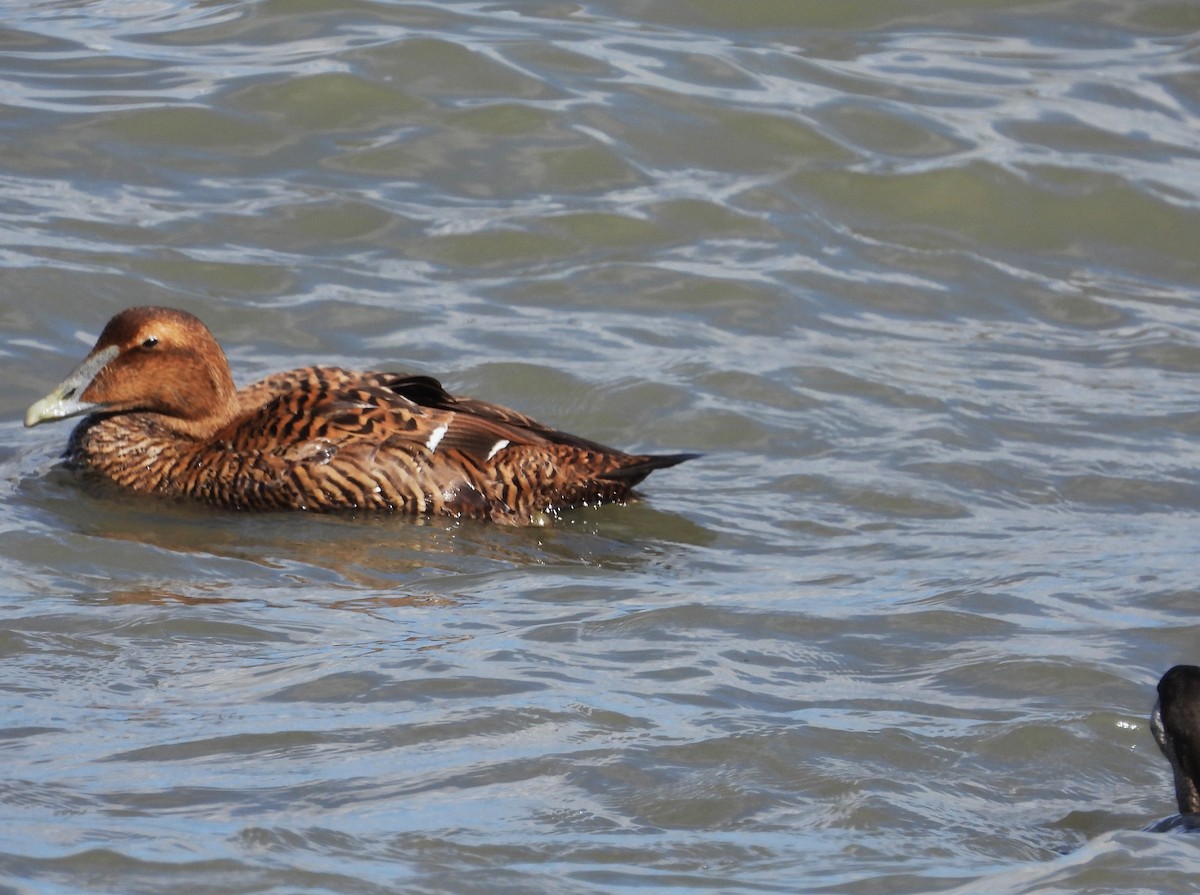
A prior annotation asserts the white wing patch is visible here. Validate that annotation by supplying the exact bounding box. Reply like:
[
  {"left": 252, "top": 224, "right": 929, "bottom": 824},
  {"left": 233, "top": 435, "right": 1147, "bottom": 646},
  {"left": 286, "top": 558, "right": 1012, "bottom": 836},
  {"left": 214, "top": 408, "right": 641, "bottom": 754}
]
[
  {"left": 486, "top": 438, "right": 510, "bottom": 460},
  {"left": 425, "top": 423, "right": 449, "bottom": 453}
]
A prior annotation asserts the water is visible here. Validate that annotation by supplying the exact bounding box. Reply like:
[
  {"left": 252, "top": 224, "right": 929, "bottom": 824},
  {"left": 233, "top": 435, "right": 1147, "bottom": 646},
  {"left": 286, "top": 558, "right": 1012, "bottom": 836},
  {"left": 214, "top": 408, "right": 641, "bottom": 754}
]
[{"left": 1, "top": 1, "right": 1199, "bottom": 892}]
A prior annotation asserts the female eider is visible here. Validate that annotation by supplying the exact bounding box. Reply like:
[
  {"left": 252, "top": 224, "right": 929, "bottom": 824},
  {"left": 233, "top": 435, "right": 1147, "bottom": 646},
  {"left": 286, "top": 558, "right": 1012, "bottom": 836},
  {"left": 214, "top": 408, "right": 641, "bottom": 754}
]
[{"left": 24, "top": 306, "right": 696, "bottom": 524}]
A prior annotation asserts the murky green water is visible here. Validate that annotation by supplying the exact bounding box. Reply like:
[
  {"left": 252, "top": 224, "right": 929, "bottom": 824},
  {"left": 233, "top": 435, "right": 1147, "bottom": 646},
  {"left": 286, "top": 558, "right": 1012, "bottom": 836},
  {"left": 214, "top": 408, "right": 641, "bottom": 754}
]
[{"left": 2, "top": 1, "right": 1200, "bottom": 892}]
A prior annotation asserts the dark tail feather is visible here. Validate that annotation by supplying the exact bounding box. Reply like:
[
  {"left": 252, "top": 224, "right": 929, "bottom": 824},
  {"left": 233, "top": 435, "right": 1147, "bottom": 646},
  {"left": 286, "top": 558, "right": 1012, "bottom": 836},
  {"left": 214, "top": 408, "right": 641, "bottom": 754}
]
[{"left": 600, "top": 452, "right": 701, "bottom": 486}]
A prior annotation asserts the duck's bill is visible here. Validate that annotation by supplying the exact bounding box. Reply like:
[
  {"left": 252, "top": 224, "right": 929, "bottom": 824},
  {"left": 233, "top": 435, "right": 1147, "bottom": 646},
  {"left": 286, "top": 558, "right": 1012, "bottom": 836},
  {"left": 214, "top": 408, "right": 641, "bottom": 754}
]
[{"left": 24, "top": 345, "right": 118, "bottom": 428}]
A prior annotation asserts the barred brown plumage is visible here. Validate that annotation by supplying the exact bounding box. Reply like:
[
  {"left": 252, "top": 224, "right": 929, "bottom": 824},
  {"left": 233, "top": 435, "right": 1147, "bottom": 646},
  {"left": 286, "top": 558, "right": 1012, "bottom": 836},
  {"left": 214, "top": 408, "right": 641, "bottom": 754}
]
[{"left": 24, "top": 306, "right": 698, "bottom": 524}]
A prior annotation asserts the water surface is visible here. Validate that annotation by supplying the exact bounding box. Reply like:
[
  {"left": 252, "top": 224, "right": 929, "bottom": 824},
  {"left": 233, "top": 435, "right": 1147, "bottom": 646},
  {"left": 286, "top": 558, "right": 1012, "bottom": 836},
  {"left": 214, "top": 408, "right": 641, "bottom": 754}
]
[{"left": 2, "top": 1, "right": 1200, "bottom": 893}]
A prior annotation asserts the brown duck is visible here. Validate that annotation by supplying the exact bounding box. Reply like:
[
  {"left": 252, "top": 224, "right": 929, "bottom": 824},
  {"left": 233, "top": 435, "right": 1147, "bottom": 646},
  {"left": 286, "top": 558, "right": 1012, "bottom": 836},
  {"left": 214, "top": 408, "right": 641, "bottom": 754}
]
[{"left": 24, "top": 306, "right": 696, "bottom": 524}]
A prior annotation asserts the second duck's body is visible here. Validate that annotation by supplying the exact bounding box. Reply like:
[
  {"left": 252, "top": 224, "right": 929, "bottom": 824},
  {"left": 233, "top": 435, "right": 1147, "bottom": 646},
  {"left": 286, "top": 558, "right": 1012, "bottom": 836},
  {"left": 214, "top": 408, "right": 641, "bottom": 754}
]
[
  {"left": 1152, "top": 664, "right": 1200, "bottom": 822},
  {"left": 24, "top": 307, "right": 696, "bottom": 524}
]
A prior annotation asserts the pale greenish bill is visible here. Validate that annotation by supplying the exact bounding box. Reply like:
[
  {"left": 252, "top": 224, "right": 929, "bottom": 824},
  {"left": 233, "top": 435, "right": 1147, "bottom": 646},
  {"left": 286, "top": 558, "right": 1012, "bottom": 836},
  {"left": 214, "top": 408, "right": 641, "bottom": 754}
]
[{"left": 24, "top": 345, "right": 119, "bottom": 428}]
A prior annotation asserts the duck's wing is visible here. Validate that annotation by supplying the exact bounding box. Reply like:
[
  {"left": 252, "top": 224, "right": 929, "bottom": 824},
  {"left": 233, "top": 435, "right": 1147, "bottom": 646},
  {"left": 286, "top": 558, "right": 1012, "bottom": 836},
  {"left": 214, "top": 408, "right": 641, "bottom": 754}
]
[
  {"left": 221, "top": 375, "right": 526, "bottom": 516},
  {"left": 322, "top": 381, "right": 549, "bottom": 465},
  {"left": 226, "top": 367, "right": 695, "bottom": 519},
  {"left": 368, "top": 372, "right": 627, "bottom": 455},
  {"left": 229, "top": 371, "right": 509, "bottom": 458},
  {"left": 371, "top": 374, "right": 698, "bottom": 479}
]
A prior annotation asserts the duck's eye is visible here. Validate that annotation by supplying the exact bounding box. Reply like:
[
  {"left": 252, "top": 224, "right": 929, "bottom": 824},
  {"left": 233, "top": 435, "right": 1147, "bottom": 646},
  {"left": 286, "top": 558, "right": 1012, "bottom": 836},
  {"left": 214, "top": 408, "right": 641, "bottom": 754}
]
[{"left": 141, "top": 336, "right": 159, "bottom": 349}]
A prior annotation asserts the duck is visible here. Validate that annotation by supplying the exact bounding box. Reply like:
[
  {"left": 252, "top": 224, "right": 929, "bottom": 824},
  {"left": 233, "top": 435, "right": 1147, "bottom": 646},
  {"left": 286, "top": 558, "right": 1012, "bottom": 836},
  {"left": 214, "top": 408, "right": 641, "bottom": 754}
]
[
  {"left": 23, "top": 306, "right": 697, "bottom": 524},
  {"left": 1150, "top": 664, "right": 1200, "bottom": 829}
]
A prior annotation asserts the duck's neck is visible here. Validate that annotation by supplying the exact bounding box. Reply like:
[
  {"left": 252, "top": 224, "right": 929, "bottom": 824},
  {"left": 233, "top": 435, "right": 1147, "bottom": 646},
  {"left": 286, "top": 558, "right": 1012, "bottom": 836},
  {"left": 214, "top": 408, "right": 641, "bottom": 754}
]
[
  {"left": 159, "top": 402, "right": 239, "bottom": 442},
  {"left": 154, "top": 366, "right": 241, "bottom": 442}
]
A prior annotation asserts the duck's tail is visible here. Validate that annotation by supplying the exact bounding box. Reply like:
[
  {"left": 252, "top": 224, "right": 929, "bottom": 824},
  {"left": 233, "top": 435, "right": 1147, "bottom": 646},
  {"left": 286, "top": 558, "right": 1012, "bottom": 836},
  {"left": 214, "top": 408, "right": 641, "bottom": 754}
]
[{"left": 599, "top": 452, "right": 701, "bottom": 487}]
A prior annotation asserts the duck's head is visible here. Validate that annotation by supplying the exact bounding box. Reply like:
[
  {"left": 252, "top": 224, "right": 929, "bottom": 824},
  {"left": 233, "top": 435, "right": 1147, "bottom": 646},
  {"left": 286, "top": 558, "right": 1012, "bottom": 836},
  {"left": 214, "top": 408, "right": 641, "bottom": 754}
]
[
  {"left": 1152, "top": 664, "right": 1200, "bottom": 816},
  {"left": 24, "top": 306, "right": 239, "bottom": 438}
]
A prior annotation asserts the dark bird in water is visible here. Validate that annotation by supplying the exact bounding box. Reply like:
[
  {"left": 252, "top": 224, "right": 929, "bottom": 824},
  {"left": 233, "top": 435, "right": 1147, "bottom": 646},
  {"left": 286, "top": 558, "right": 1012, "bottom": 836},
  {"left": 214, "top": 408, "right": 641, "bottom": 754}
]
[
  {"left": 1150, "top": 664, "right": 1200, "bottom": 830},
  {"left": 24, "top": 306, "right": 697, "bottom": 524}
]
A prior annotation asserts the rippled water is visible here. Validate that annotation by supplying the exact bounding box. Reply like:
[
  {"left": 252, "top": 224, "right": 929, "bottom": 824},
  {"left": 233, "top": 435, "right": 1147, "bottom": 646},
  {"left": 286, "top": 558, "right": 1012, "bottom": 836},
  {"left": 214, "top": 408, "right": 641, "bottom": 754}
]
[{"left": 2, "top": 1, "right": 1200, "bottom": 892}]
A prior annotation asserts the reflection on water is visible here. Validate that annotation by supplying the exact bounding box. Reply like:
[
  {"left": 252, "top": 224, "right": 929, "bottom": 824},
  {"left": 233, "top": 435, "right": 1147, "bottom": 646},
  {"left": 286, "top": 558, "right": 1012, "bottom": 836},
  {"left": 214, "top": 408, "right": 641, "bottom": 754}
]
[{"left": 1, "top": 1, "right": 1199, "bottom": 893}]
